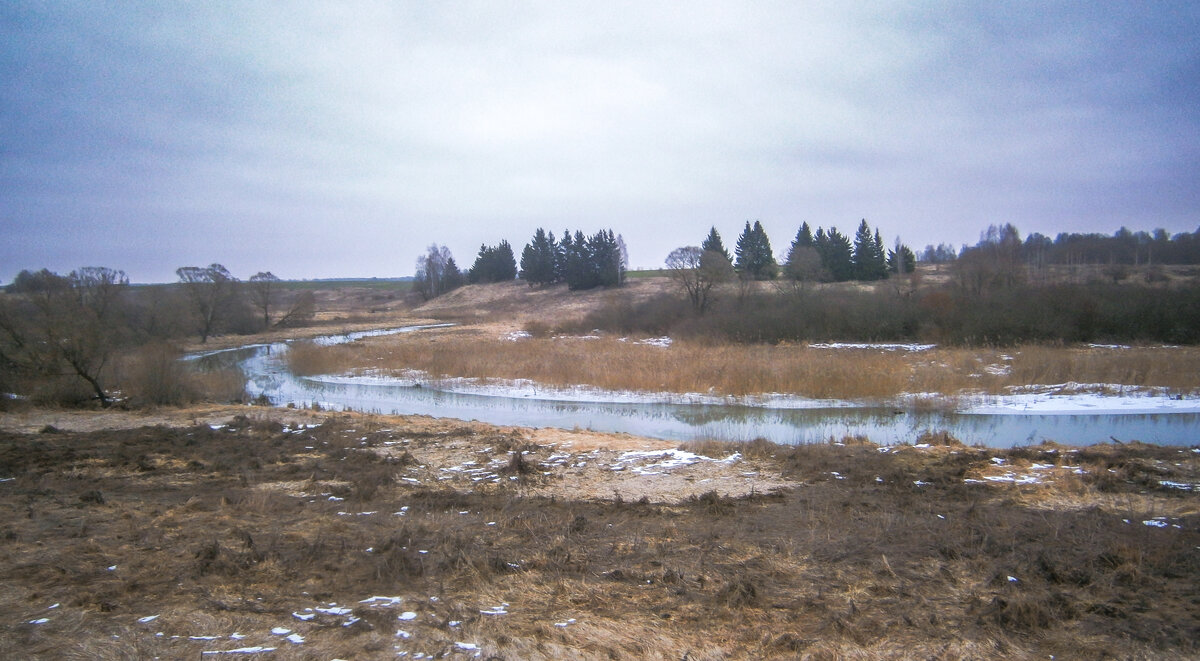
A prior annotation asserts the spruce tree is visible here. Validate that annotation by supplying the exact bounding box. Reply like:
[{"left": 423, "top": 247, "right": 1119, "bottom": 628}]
[
  {"left": 701, "top": 227, "right": 732, "bottom": 264},
  {"left": 821, "top": 226, "right": 855, "bottom": 281},
  {"left": 520, "top": 228, "right": 558, "bottom": 286},
  {"left": 556, "top": 230, "right": 573, "bottom": 283},
  {"left": 785, "top": 222, "right": 822, "bottom": 281},
  {"left": 734, "top": 221, "right": 777, "bottom": 280},
  {"left": 852, "top": 220, "right": 888, "bottom": 281},
  {"left": 887, "top": 244, "right": 916, "bottom": 274}
]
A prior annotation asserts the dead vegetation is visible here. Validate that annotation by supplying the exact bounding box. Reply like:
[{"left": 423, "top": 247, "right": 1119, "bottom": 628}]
[
  {"left": 0, "top": 411, "right": 1196, "bottom": 659},
  {"left": 286, "top": 328, "right": 1200, "bottom": 400}
]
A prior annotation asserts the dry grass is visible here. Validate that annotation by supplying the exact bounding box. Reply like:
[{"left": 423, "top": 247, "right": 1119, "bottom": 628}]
[
  {"left": 0, "top": 412, "right": 1196, "bottom": 659},
  {"left": 287, "top": 332, "right": 1200, "bottom": 400}
]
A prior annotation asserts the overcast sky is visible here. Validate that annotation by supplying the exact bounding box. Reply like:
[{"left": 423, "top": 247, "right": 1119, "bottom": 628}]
[{"left": 3, "top": 1, "right": 1198, "bottom": 282}]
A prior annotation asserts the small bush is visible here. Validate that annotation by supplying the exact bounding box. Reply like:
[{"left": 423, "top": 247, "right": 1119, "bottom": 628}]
[{"left": 124, "top": 342, "right": 194, "bottom": 406}]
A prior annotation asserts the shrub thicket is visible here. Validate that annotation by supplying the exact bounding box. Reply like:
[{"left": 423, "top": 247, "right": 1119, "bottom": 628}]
[{"left": 574, "top": 282, "right": 1200, "bottom": 346}]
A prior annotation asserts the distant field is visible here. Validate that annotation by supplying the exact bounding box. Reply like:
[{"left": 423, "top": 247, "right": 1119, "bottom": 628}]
[
  {"left": 278, "top": 278, "right": 413, "bottom": 291},
  {"left": 625, "top": 268, "right": 667, "bottom": 279}
]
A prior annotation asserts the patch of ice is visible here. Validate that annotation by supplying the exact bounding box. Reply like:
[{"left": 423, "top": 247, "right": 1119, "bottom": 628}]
[
  {"left": 28, "top": 618, "right": 49, "bottom": 624},
  {"left": 271, "top": 627, "right": 291, "bottom": 635},
  {"left": 138, "top": 615, "right": 159, "bottom": 623},
  {"left": 360, "top": 596, "right": 403, "bottom": 607},
  {"left": 396, "top": 629, "right": 412, "bottom": 638},
  {"left": 1143, "top": 519, "right": 1169, "bottom": 528},
  {"left": 190, "top": 636, "right": 219, "bottom": 640},
  {"left": 455, "top": 642, "right": 478, "bottom": 651},
  {"left": 284, "top": 633, "right": 304, "bottom": 644},
  {"left": 1007, "top": 575, "right": 1019, "bottom": 583},
  {"left": 398, "top": 611, "right": 418, "bottom": 621},
  {"left": 292, "top": 612, "right": 315, "bottom": 621},
  {"left": 983, "top": 473, "right": 1041, "bottom": 485},
  {"left": 960, "top": 383, "right": 1200, "bottom": 415},
  {"left": 314, "top": 605, "right": 353, "bottom": 616}
]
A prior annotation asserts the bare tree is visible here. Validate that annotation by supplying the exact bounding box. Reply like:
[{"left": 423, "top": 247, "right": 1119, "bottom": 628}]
[
  {"left": 0, "top": 267, "right": 129, "bottom": 405},
  {"left": 414, "top": 244, "right": 457, "bottom": 300},
  {"left": 274, "top": 290, "right": 316, "bottom": 328},
  {"left": 249, "top": 271, "right": 280, "bottom": 330},
  {"left": 666, "top": 247, "right": 733, "bottom": 313},
  {"left": 176, "top": 264, "right": 239, "bottom": 343}
]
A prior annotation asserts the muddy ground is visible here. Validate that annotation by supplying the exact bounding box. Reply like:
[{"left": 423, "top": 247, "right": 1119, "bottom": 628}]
[{"left": 0, "top": 406, "right": 1197, "bottom": 659}]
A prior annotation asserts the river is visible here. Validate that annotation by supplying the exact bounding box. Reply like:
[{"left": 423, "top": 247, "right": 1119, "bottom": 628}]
[{"left": 189, "top": 326, "right": 1200, "bottom": 448}]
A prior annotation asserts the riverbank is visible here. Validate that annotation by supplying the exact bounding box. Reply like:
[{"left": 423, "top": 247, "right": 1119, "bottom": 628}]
[{"left": 1, "top": 406, "right": 1196, "bottom": 659}]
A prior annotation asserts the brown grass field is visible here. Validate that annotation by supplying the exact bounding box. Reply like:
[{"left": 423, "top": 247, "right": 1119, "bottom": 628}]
[
  {"left": 287, "top": 329, "right": 1200, "bottom": 401},
  {"left": 0, "top": 408, "right": 1197, "bottom": 660}
]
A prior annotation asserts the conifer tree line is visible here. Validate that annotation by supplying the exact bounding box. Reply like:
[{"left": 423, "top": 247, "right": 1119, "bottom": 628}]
[
  {"left": 694, "top": 219, "right": 914, "bottom": 284},
  {"left": 467, "top": 240, "right": 517, "bottom": 284},
  {"left": 519, "top": 228, "right": 626, "bottom": 290}
]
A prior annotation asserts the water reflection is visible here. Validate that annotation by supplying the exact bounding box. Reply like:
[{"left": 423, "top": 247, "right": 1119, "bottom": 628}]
[{"left": 188, "top": 328, "right": 1200, "bottom": 448}]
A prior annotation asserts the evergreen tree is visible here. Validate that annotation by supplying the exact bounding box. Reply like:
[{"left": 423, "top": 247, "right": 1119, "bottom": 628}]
[
  {"left": 588, "top": 229, "right": 623, "bottom": 288},
  {"left": 793, "top": 222, "right": 814, "bottom": 248},
  {"left": 852, "top": 220, "right": 888, "bottom": 281},
  {"left": 442, "top": 257, "right": 464, "bottom": 291},
  {"left": 556, "top": 230, "right": 574, "bottom": 283},
  {"left": 887, "top": 244, "right": 916, "bottom": 275},
  {"left": 785, "top": 223, "right": 823, "bottom": 282},
  {"left": 565, "top": 230, "right": 591, "bottom": 290},
  {"left": 819, "top": 226, "right": 855, "bottom": 281},
  {"left": 467, "top": 241, "right": 518, "bottom": 283},
  {"left": 701, "top": 226, "right": 732, "bottom": 264},
  {"left": 519, "top": 228, "right": 558, "bottom": 286},
  {"left": 734, "top": 221, "right": 777, "bottom": 280}
]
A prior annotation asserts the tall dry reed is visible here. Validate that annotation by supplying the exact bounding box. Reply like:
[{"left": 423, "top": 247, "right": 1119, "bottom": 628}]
[{"left": 287, "top": 334, "right": 1200, "bottom": 400}]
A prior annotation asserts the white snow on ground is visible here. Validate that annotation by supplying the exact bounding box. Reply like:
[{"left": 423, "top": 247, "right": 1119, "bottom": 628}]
[
  {"left": 611, "top": 450, "right": 739, "bottom": 475},
  {"left": 808, "top": 342, "right": 936, "bottom": 351},
  {"left": 618, "top": 336, "right": 673, "bottom": 347},
  {"left": 202, "top": 646, "right": 277, "bottom": 655}
]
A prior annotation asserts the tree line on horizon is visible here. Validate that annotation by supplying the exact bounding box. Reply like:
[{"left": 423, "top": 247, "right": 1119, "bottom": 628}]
[{"left": 414, "top": 228, "right": 627, "bottom": 299}]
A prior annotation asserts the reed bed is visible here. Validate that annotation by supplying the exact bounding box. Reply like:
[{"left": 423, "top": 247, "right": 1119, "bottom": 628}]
[{"left": 288, "top": 333, "right": 1200, "bottom": 400}]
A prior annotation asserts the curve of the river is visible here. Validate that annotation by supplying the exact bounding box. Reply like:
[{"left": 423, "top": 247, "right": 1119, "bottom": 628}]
[{"left": 189, "top": 326, "right": 1200, "bottom": 448}]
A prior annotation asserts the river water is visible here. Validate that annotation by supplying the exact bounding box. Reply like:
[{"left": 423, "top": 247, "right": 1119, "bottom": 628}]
[{"left": 190, "top": 326, "right": 1200, "bottom": 448}]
